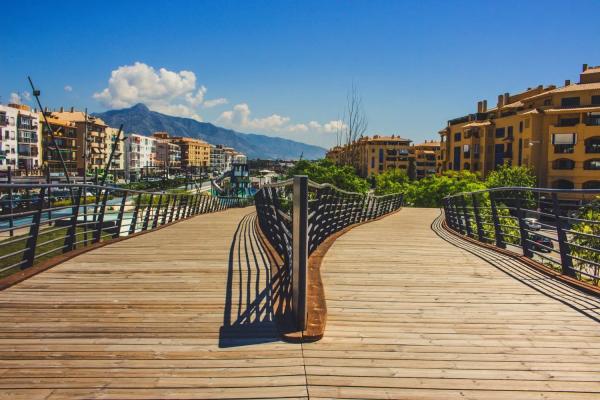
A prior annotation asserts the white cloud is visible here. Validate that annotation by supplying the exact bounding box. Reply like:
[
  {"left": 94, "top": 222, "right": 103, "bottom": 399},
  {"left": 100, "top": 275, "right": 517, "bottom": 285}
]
[
  {"left": 203, "top": 97, "right": 228, "bottom": 108},
  {"left": 21, "top": 91, "right": 31, "bottom": 101},
  {"left": 64, "top": 85, "right": 73, "bottom": 92},
  {"left": 217, "top": 103, "right": 292, "bottom": 131},
  {"left": 94, "top": 62, "right": 209, "bottom": 120},
  {"left": 9, "top": 92, "right": 21, "bottom": 104},
  {"left": 323, "top": 119, "right": 346, "bottom": 133}
]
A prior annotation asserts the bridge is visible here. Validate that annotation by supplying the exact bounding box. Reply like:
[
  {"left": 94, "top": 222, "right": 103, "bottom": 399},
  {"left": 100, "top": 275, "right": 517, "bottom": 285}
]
[{"left": 0, "top": 180, "right": 599, "bottom": 399}]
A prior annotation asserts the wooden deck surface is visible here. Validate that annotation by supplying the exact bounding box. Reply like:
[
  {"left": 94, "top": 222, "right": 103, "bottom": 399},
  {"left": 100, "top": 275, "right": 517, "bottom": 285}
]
[{"left": 1, "top": 207, "right": 599, "bottom": 399}]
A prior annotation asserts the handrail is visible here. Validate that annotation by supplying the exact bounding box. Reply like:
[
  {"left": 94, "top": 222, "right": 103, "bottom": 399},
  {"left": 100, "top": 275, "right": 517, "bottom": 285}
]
[
  {"left": 442, "top": 187, "right": 600, "bottom": 287},
  {"left": 0, "top": 182, "right": 253, "bottom": 279},
  {"left": 255, "top": 175, "right": 403, "bottom": 331}
]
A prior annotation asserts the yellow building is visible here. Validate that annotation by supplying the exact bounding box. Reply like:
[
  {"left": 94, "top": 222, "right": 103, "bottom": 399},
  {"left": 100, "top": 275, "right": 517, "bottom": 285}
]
[
  {"left": 439, "top": 64, "right": 600, "bottom": 189},
  {"left": 326, "top": 135, "right": 412, "bottom": 178},
  {"left": 171, "top": 136, "right": 211, "bottom": 170},
  {"left": 51, "top": 108, "right": 108, "bottom": 174},
  {"left": 40, "top": 114, "right": 78, "bottom": 176},
  {"left": 410, "top": 140, "right": 440, "bottom": 179}
]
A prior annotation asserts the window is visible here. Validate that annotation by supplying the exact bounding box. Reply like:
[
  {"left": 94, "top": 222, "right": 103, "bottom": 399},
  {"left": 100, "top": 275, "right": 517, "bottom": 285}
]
[
  {"left": 519, "top": 121, "right": 523, "bottom": 133},
  {"left": 495, "top": 127, "right": 505, "bottom": 138},
  {"left": 544, "top": 99, "right": 551, "bottom": 106},
  {"left": 507, "top": 126, "right": 514, "bottom": 138},
  {"left": 463, "top": 162, "right": 470, "bottom": 170},
  {"left": 378, "top": 148, "right": 384, "bottom": 163},
  {"left": 592, "top": 95, "right": 600, "bottom": 105},
  {"left": 552, "top": 158, "right": 575, "bottom": 170},
  {"left": 518, "top": 139, "right": 523, "bottom": 166},
  {"left": 552, "top": 179, "right": 574, "bottom": 189},
  {"left": 473, "top": 143, "right": 480, "bottom": 159},
  {"left": 584, "top": 159, "right": 600, "bottom": 170},
  {"left": 552, "top": 133, "right": 576, "bottom": 153},
  {"left": 454, "top": 132, "right": 461, "bottom": 142},
  {"left": 558, "top": 117, "right": 579, "bottom": 126},
  {"left": 494, "top": 143, "right": 504, "bottom": 167},
  {"left": 561, "top": 97, "right": 580, "bottom": 107},
  {"left": 583, "top": 181, "right": 600, "bottom": 189},
  {"left": 453, "top": 146, "right": 461, "bottom": 171},
  {"left": 463, "top": 144, "right": 470, "bottom": 158},
  {"left": 585, "top": 137, "right": 600, "bottom": 153}
]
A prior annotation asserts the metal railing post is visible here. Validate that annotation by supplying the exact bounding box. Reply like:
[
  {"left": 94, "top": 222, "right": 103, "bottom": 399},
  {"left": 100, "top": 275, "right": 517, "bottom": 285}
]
[
  {"left": 460, "top": 195, "right": 473, "bottom": 238},
  {"left": 22, "top": 188, "right": 45, "bottom": 269},
  {"left": 153, "top": 194, "right": 163, "bottom": 228},
  {"left": 551, "top": 192, "right": 575, "bottom": 276},
  {"left": 129, "top": 194, "right": 142, "bottom": 235},
  {"left": 114, "top": 193, "right": 127, "bottom": 239},
  {"left": 169, "top": 195, "right": 177, "bottom": 223},
  {"left": 471, "top": 193, "right": 484, "bottom": 242},
  {"left": 64, "top": 188, "right": 82, "bottom": 252},
  {"left": 94, "top": 189, "right": 109, "bottom": 243},
  {"left": 142, "top": 194, "right": 153, "bottom": 231},
  {"left": 292, "top": 175, "right": 308, "bottom": 330},
  {"left": 489, "top": 192, "right": 506, "bottom": 248},
  {"left": 515, "top": 196, "right": 533, "bottom": 257},
  {"left": 161, "top": 195, "right": 171, "bottom": 225}
]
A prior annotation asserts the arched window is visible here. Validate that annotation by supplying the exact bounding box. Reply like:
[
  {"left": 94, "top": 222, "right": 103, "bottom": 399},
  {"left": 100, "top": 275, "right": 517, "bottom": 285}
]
[
  {"left": 585, "top": 136, "right": 600, "bottom": 153},
  {"left": 463, "top": 162, "right": 471, "bottom": 170},
  {"left": 552, "top": 158, "right": 575, "bottom": 169},
  {"left": 552, "top": 179, "right": 574, "bottom": 189},
  {"left": 583, "top": 181, "right": 600, "bottom": 189},
  {"left": 584, "top": 159, "right": 600, "bottom": 170}
]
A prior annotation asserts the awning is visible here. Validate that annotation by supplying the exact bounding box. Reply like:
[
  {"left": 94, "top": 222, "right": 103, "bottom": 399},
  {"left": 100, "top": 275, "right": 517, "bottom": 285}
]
[
  {"left": 462, "top": 121, "right": 491, "bottom": 128},
  {"left": 545, "top": 106, "right": 600, "bottom": 114},
  {"left": 552, "top": 133, "right": 577, "bottom": 145}
]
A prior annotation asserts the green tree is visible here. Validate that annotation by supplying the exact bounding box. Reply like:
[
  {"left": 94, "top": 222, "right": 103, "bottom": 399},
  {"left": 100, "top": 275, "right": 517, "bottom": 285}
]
[
  {"left": 485, "top": 165, "right": 536, "bottom": 189},
  {"left": 374, "top": 168, "right": 409, "bottom": 195},
  {"left": 287, "top": 159, "right": 369, "bottom": 193},
  {"left": 570, "top": 198, "right": 600, "bottom": 284},
  {"left": 404, "top": 170, "right": 486, "bottom": 208}
]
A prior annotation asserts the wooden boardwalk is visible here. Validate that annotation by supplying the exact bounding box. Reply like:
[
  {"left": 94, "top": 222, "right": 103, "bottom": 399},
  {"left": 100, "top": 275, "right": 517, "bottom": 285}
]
[{"left": 0, "top": 207, "right": 599, "bottom": 399}]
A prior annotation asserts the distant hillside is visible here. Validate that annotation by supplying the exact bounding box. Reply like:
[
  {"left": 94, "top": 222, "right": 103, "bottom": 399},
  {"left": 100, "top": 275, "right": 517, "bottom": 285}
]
[{"left": 94, "top": 104, "right": 326, "bottom": 160}]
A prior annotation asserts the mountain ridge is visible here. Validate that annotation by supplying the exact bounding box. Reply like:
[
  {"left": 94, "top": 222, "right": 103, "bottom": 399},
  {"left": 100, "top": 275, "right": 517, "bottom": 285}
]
[{"left": 94, "top": 104, "right": 326, "bottom": 160}]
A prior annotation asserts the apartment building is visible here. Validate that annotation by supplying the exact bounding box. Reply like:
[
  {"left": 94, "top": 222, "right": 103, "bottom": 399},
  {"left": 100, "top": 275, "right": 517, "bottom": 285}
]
[
  {"left": 41, "top": 114, "right": 78, "bottom": 176},
  {"left": 51, "top": 108, "right": 108, "bottom": 174},
  {"left": 0, "top": 105, "right": 18, "bottom": 170},
  {"left": 105, "top": 126, "right": 125, "bottom": 175},
  {"left": 230, "top": 154, "right": 250, "bottom": 196},
  {"left": 410, "top": 140, "right": 440, "bottom": 179},
  {"left": 210, "top": 144, "right": 235, "bottom": 174},
  {"left": 326, "top": 135, "right": 412, "bottom": 178},
  {"left": 125, "top": 133, "right": 157, "bottom": 180},
  {"left": 171, "top": 136, "right": 211, "bottom": 170},
  {"left": 14, "top": 104, "right": 41, "bottom": 172},
  {"left": 151, "top": 132, "right": 182, "bottom": 172},
  {"left": 439, "top": 64, "right": 600, "bottom": 189}
]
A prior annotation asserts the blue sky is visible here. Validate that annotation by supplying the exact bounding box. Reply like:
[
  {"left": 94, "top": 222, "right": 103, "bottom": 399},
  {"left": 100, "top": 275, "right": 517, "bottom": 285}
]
[{"left": 3, "top": 0, "right": 600, "bottom": 148}]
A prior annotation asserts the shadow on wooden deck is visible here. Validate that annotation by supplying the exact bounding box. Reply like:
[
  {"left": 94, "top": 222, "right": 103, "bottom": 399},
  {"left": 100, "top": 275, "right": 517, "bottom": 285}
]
[
  {"left": 219, "top": 213, "right": 292, "bottom": 347},
  {"left": 432, "top": 211, "right": 600, "bottom": 323}
]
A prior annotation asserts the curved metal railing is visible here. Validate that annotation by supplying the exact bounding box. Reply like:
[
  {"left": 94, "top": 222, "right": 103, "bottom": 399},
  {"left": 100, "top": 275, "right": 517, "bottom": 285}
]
[
  {"left": 443, "top": 187, "right": 600, "bottom": 286},
  {"left": 0, "top": 183, "right": 252, "bottom": 279},
  {"left": 255, "top": 175, "right": 403, "bottom": 329}
]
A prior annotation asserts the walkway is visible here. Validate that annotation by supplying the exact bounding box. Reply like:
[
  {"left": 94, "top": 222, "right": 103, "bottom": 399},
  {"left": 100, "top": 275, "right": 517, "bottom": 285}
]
[
  {"left": 305, "top": 208, "right": 600, "bottom": 399},
  {"left": 0, "top": 207, "right": 599, "bottom": 399}
]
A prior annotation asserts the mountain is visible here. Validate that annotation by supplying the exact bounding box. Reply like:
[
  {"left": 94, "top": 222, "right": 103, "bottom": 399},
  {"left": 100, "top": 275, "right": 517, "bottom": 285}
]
[{"left": 94, "top": 104, "right": 326, "bottom": 160}]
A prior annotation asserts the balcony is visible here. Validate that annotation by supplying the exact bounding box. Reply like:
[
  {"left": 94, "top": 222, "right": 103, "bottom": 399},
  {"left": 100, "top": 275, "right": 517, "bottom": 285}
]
[{"left": 585, "top": 117, "right": 600, "bottom": 126}]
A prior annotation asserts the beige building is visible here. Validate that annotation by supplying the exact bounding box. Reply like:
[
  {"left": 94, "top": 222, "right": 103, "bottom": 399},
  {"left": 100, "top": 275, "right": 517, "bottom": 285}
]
[
  {"left": 326, "top": 135, "right": 412, "bottom": 178},
  {"left": 439, "top": 64, "right": 600, "bottom": 189},
  {"left": 171, "top": 136, "right": 211, "bottom": 170},
  {"left": 41, "top": 114, "right": 78, "bottom": 177},
  {"left": 410, "top": 140, "right": 440, "bottom": 179},
  {"left": 105, "top": 126, "right": 125, "bottom": 174}
]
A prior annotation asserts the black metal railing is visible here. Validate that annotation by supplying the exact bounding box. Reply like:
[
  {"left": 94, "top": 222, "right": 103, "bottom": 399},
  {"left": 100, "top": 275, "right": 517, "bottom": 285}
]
[
  {"left": 255, "top": 175, "right": 403, "bottom": 330},
  {"left": 0, "top": 183, "right": 251, "bottom": 279},
  {"left": 443, "top": 187, "right": 600, "bottom": 286}
]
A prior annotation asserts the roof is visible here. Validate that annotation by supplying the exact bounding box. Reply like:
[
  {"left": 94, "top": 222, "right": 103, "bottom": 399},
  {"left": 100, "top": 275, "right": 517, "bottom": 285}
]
[
  {"left": 581, "top": 66, "right": 600, "bottom": 75},
  {"left": 363, "top": 135, "right": 412, "bottom": 143},
  {"left": 414, "top": 141, "right": 440, "bottom": 147},
  {"left": 51, "top": 111, "right": 107, "bottom": 126}
]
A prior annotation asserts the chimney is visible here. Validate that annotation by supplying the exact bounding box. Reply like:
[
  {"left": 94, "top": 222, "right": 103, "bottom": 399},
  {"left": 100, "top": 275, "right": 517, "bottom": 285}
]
[
  {"left": 583, "top": 64, "right": 588, "bottom": 72},
  {"left": 498, "top": 94, "right": 505, "bottom": 108},
  {"left": 565, "top": 79, "right": 571, "bottom": 86},
  {"left": 504, "top": 92, "right": 510, "bottom": 105},
  {"left": 477, "top": 101, "right": 483, "bottom": 113},
  {"left": 44, "top": 107, "right": 48, "bottom": 113},
  {"left": 70, "top": 106, "right": 74, "bottom": 112},
  {"left": 537, "top": 84, "right": 543, "bottom": 89},
  {"left": 59, "top": 107, "right": 64, "bottom": 112},
  {"left": 482, "top": 100, "right": 487, "bottom": 112}
]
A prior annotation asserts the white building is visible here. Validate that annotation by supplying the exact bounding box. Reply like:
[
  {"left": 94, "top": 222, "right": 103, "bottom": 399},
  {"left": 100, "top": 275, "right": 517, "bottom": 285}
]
[
  {"left": 0, "top": 105, "right": 19, "bottom": 171},
  {"left": 125, "top": 133, "right": 157, "bottom": 180},
  {"left": 16, "top": 106, "right": 41, "bottom": 172}
]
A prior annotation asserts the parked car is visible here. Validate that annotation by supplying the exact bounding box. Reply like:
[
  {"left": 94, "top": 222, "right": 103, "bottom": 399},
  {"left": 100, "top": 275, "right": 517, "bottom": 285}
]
[
  {"left": 523, "top": 217, "right": 541, "bottom": 231},
  {"left": 528, "top": 233, "right": 554, "bottom": 253},
  {"left": 0, "top": 194, "right": 22, "bottom": 212}
]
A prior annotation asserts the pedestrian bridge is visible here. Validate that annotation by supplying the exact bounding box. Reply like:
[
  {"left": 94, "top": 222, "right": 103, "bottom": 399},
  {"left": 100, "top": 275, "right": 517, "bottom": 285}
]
[{"left": 1, "top": 204, "right": 600, "bottom": 399}]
